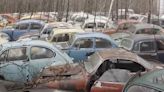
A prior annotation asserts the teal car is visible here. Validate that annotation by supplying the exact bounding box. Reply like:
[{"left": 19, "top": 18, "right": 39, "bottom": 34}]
[
  {"left": 0, "top": 40, "right": 73, "bottom": 86},
  {"left": 123, "top": 69, "right": 164, "bottom": 92}
]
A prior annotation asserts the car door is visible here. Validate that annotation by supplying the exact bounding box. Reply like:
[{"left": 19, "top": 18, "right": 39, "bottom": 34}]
[
  {"left": 68, "top": 38, "right": 94, "bottom": 62},
  {"left": 13, "top": 23, "right": 29, "bottom": 40},
  {"left": 156, "top": 40, "right": 164, "bottom": 63},
  {"left": 0, "top": 47, "right": 29, "bottom": 83},
  {"left": 135, "top": 41, "right": 158, "bottom": 61},
  {"left": 28, "top": 46, "right": 56, "bottom": 79}
]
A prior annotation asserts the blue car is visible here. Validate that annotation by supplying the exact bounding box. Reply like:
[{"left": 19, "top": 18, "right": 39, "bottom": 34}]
[
  {"left": 0, "top": 19, "right": 45, "bottom": 41},
  {"left": 56, "top": 32, "right": 118, "bottom": 62},
  {"left": 0, "top": 40, "right": 73, "bottom": 85}
]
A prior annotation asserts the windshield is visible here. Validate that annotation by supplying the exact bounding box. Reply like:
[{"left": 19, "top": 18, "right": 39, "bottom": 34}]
[{"left": 121, "top": 38, "right": 133, "bottom": 50}]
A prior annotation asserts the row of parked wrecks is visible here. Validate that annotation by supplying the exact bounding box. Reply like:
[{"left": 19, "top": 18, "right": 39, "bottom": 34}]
[{"left": 0, "top": 11, "right": 164, "bottom": 92}]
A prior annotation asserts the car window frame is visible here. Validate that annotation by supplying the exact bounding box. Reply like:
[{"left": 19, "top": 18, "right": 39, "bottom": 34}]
[
  {"left": 30, "top": 46, "right": 55, "bottom": 60},
  {"left": 72, "top": 38, "right": 94, "bottom": 49},
  {"left": 138, "top": 40, "right": 156, "bottom": 53},
  {"left": 0, "top": 47, "right": 28, "bottom": 62},
  {"left": 16, "top": 23, "right": 30, "bottom": 30},
  {"left": 30, "top": 23, "right": 42, "bottom": 30},
  {"left": 94, "top": 37, "right": 112, "bottom": 48}
]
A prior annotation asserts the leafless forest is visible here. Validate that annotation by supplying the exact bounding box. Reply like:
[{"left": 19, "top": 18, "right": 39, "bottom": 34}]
[{"left": 0, "top": 0, "right": 158, "bottom": 15}]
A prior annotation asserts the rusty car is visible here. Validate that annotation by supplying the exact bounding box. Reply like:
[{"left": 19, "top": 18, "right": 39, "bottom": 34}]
[
  {"left": 102, "top": 19, "right": 139, "bottom": 35},
  {"left": 38, "top": 48, "right": 161, "bottom": 92},
  {"left": 0, "top": 40, "right": 73, "bottom": 91}
]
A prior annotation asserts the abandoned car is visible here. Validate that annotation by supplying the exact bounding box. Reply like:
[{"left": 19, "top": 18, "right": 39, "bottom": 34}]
[
  {"left": 102, "top": 19, "right": 139, "bottom": 35},
  {"left": 0, "top": 40, "right": 73, "bottom": 90},
  {"left": 57, "top": 32, "right": 118, "bottom": 62},
  {"left": 0, "top": 19, "right": 45, "bottom": 41},
  {"left": 86, "top": 48, "right": 162, "bottom": 92},
  {"left": 120, "top": 34, "right": 164, "bottom": 63},
  {"left": 40, "top": 48, "right": 161, "bottom": 92},
  {"left": 123, "top": 69, "right": 164, "bottom": 92},
  {"left": 47, "top": 28, "right": 85, "bottom": 43}
]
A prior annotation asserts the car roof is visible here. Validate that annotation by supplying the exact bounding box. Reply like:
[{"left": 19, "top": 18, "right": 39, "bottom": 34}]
[
  {"left": 1, "top": 40, "right": 54, "bottom": 50},
  {"left": 52, "top": 28, "right": 85, "bottom": 35},
  {"left": 126, "top": 69, "right": 164, "bottom": 91},
  {"left": 16, "top": 19, "right": 45, "bottom": 25},
  {"left": 74, "top": 32, "right": 117, "bottom": 43},
  {"left": 75, "top": 32, "right": 111, "bottom": 39},
  {"left": 133, "top": 23, "right": 163, "bottom": 30},
  {"left": 96, "top": 48, "right": 153, "bottom": 70},
  {"left": 98, "top": 48, "right": 138, "bottom": 60},
  {"left": 124, "top": 34, "right": 164, "bottom": 42}
]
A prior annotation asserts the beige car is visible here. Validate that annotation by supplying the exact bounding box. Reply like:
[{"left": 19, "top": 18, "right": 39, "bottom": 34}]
[{"left": 47, "top": 28, "right": 85, "bottom": 43}]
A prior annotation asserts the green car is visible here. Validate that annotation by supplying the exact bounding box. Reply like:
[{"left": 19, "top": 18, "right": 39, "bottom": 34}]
[{"left": 123, "top": 69, "right": 164, "bottom": 92}]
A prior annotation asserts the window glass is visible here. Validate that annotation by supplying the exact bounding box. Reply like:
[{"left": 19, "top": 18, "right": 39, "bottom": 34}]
[
  {"left": 121, "top": 39, "right": 133, "bottom": 50},
  {"left": 74, "top": 39, "right": 93, "bottom": 48},
  {"left": 115, "top": 59, "right": 145, "bottom": 72},
  {"left": 7, "top": 47, "right": 27, "bottom": 61},
  {"left": 133, "top": 43, "right": 140, "bottom": 51},
  {"left": 157, "top": 40, "right": 164, "bottom": 51},
  {"left": 97, "top": 22, "right": 105, "bottom": 28},
  {"left": 52, "top": 34, "right": 70, "bottom": 42},
  {"left": 31, "top": 23, "right": 42, "bottom": 30},
  {"left": 31, "top": 47, "right": 54, "bottom": 59},
  {"left": 136, "top": 28, "right": 159, "bottom": 35},
  {"left": 95, "top": 38, "right": 111, "bottom": 48},
  {"left": 127, "top": 85, "right": 163, "bottom": 92},
  {"left": 0, "top": 51, "right": 7, "bottom": 62},
  {"left": 140, "top": 41, "right": 155, "bottom": 52},
  {"left": 84, "top": 23, "right": 96, "bottom": 28},
  {"left": 19, "top": 23, "right": 29, "bottom": 30}
]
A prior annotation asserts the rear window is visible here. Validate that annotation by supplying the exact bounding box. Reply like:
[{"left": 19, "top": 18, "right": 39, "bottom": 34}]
[{"left": 121, "top": 39, "right": 133, "bottom": 50}]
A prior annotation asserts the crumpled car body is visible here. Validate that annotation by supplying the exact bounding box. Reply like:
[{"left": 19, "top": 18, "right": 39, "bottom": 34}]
[
  {"left": 123, "top": 69, "right": 164, "bottom": 92},
  {"left": 0, "top": 40, "right": 73, "bottom": 90},
  {"left": 88, "top": 48, "right": 163, "bottom": 92},
  {"left": 39, "top": 48, "right": 160, "bottom": 92}
]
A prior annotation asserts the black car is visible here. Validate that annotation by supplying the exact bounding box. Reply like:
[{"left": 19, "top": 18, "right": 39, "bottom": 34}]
[{"left": 120, "top": 34, "right": 164, "bottom": 63}]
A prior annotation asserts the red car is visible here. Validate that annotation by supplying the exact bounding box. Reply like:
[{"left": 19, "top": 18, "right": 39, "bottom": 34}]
[
  {"left": 38, "top": 48, "right": 162, "bottom": 92},
  {"left": 102, "top": 19, "right": 139, "bottom": 35}
]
